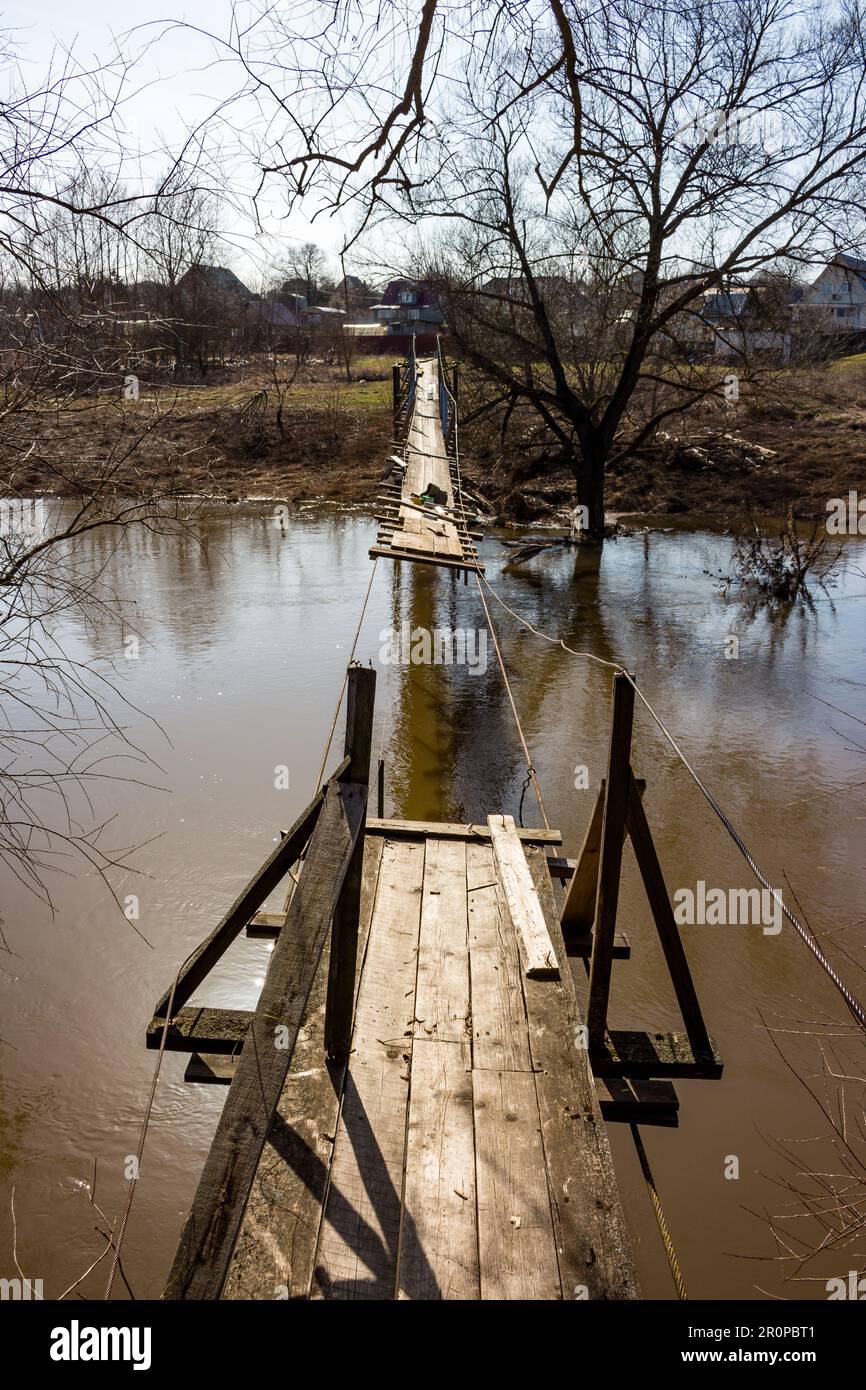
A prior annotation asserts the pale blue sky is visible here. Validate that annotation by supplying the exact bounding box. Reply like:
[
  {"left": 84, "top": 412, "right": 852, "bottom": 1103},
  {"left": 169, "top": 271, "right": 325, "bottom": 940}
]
[{"left": 7, "top": 1, "right": 353, "bottom": 282}]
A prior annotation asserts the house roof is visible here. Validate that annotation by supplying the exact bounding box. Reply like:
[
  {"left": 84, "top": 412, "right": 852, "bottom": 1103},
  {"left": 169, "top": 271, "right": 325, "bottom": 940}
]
[
  {"left": 835, "top": 252, "right": 866, "bottom": 276},
  {"left": 380, "top": 278, "right": 440, "bottom": 308},
  {"left": 300, "top": 304, "right": 346, "bottom": 317},
  {"left": 179, "top": 265, "right": 254, "bottom": 299},
  {"left": 702, "top": 290, "right": 749, "bottom": 319}
]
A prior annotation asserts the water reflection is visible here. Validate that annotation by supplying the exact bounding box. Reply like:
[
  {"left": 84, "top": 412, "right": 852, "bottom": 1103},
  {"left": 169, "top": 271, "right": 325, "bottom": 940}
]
[{"left": 0, "top": 505, "right": 864, "bottom": 1299}]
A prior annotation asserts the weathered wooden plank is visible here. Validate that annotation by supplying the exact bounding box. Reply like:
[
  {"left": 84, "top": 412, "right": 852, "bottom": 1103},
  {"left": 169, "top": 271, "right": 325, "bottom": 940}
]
[
  {"left": 146, "top": 1007, "right": 251, "bottom": 1053},
  {"left": 223, "top": 835, "right": 385, "bottom": 1300},
  {"left": 366, "top": 818, "right": 560, "bottom": 845},
  {"left": 368, "top": 545, "right": 484, "bottom": 574},
  {"left": 522, "top": 845, "right": 641, "bottom": 1300},
  {"left": 472, "top": 1068, "right": 562, "bottom": 1300},
  {"left": 467, "top": 842, "right": 532, "bottom": 1073},
  {"left": 414, "top": 838, "right": 470, "bottom": 1042},
  {"left": 397, "top": 1038, "right": 478, "bottom": 1300},
  {"left": 313, "top": 838, "right": 424, "bottom": 1299},
  {"left": 488, "top": 814, "right": 560, "bottom": 979},
  {"left": 163, "top": 778, "right": 366, "bottom": 1300}
]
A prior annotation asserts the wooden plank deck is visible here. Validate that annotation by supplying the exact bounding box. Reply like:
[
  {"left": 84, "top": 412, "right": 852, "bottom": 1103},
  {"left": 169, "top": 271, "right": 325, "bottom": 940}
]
[
  {"left": 222, "top": 820, "right": 639, "bottom": 1301},
  {"left": 371, "top": 357, "right": 484, "bottom": 573}
]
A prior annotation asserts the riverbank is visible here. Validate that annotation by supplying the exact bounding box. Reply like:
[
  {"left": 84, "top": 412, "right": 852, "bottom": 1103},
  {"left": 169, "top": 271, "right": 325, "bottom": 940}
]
[{"left": 5, "top": 354, "right": 866, "bottom": 525}]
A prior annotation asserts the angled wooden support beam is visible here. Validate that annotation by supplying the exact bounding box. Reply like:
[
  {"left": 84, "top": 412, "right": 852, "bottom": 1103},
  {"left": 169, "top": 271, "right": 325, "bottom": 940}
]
[
  {"left": 163, "top": 774, "right": 367, "bottom": 1300},
  {"left": 325, "top": 665, "right": 376, "bottom": 1062},
  {"left": 151, "top": 771, "right": 343, "bottom": 1021},
  {"left": 625, "top": 770, "right": 714, "bottom": 1064},
  {"left": 587, "top": 673, "right": 635, "bottom": 1050}
]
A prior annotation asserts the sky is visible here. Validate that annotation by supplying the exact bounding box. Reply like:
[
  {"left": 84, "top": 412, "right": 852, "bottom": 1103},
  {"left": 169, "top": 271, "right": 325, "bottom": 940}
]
[{"left": 6, "top": 1, "right": 357, "bottom": 285}]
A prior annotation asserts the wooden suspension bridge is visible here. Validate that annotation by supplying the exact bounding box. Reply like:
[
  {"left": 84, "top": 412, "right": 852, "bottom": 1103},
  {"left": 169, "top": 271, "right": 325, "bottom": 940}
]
[{"left": 146, "top": 345, "right": 723, "bottom": 1301}]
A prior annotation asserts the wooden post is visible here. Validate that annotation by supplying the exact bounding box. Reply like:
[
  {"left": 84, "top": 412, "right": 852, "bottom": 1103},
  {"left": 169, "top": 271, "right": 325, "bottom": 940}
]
[
  {"left": 377, "top": 757, "right": 385, "bottom": 818},
  {"left": 587, "top": 673, "right": 635, "bottom": 1050},
  {"left": 392, "top": 362, "right": 402, "bottom": 427},
  {"left": 324, "top": 665, "right": 376, "bottom": 1061}
]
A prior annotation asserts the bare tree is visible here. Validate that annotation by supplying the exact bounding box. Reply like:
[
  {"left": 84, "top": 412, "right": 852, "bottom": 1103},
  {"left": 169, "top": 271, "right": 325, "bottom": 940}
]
[
  {"left": 0, "top": 31, "right": 215, "bottom": 903},
  {"left": 206, "top": 0, "right": 866, "bottom": 537},
  {"left": 278, "top": 241, "right": 326, "bottom": 304}
]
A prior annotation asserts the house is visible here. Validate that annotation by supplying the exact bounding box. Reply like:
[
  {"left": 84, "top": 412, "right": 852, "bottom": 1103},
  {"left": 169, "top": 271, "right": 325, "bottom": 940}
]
[
  {"left": 796, "top": 253, "right": 866, "bottom": 334},
  {"left": 176, "top": 265, "right": 255, "bottom": 303},
  {"left": 370, "top": 279, "right": 444, "bottom": 334},
  {"left": 668, "top": 279, "right": 795, "bottom": 361},
  {"left": 333, "top": 275, "right": 377, "bottom": 315},
  {"left": 299, "top": 304, "right": 346, "bottom": 326}
]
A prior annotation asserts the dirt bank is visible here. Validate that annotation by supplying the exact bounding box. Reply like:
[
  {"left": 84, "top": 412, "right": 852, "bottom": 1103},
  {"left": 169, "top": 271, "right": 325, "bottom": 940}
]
[{"left": 5, "top": 357, "right": 866, "bottom": 527}]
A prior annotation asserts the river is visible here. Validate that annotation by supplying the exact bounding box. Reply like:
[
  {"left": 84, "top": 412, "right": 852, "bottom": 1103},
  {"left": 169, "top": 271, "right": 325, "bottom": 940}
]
[{"left": 2, "top": 503, "right": 865, "bottom": 1300}]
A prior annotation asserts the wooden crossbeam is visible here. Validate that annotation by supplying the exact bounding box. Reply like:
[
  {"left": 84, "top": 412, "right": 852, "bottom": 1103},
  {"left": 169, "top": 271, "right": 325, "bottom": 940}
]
[
  {"left": 596, "top": 1077, "right": 680, "bottom": 1127},
  {"left": 577, "top": 673, "right": 721, "bottom": 1083},
  {"left": 593, "top": 1030, "right": 723, "bottom": 1080},
  {"left": 367, "top": 817, "right": 561, "bottom": 844},
  {"left": 369, "top": 544, "right": 484, "bottom": 572},
  {"left": 146, "top": 1007, "right": 251, "bottom": 1053}
]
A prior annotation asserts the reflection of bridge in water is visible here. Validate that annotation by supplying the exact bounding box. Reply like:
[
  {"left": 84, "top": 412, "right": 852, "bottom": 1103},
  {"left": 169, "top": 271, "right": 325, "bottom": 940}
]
[{"left": 146, "top": 343, "right": 729, "bottom": 1301}]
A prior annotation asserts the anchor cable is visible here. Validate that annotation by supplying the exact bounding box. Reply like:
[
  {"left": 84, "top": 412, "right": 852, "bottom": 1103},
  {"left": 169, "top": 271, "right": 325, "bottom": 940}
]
[{"left": 631, "top": 1123, "right": 688, "bottom": 1300}]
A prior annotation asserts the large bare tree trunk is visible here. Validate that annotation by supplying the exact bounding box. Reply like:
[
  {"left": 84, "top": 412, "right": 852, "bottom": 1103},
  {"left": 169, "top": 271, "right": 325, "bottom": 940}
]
[{"left": 575, "top": 441, "right": 607, "bottom": 541}]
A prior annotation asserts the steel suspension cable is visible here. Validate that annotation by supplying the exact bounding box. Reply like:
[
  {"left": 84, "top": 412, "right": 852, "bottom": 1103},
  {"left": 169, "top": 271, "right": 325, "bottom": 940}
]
[{"left": 476, "top": 568, "right": 866, "bottom": 1033}]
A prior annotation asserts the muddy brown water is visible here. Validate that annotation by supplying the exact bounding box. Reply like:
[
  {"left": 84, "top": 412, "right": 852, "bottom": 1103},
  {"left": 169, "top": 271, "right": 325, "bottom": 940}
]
[{"left": 1, "top": 504, "right": 865, "bottom": 1300}]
